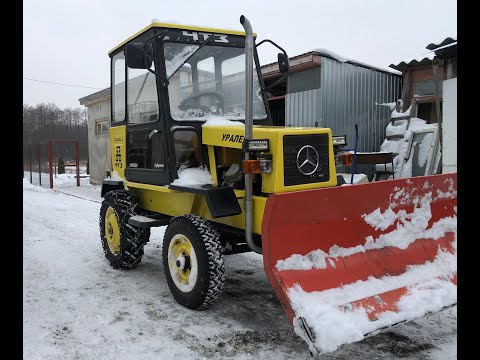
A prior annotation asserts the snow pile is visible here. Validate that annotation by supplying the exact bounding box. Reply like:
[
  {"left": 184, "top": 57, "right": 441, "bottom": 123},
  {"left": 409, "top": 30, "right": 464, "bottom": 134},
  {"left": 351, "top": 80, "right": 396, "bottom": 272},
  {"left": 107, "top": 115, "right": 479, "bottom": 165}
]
[
  {"left": 378, "top": 139, "right": 402, "bottom": 157},
  {"left": 378, "top": 118, "right": 440, "bottom": 179},
  {"left": 363, "top": 193, "right": 456, "bottom": 250},
  {"left": 391, "top": 106, "right": 411, "bottom": 119},
  {"left": 376, "top": 102, "right": 396, "bottom": 111},
  {"left": 171, "top": 166, "right": 214, "bottom": 186},
  {"left": 362, "top": 207, "right": 397, "bottom": 231},
  {"left": 375, "top": 102, "right": 409, "bottom": 166},
  {"left": 385, "top": 120, "right": 408, "bottom": 137},
  {"left": 289, "top": 245, "right": 456, "bottom": 354},
  {"left": 202, "top": 116, "right": 245, "bottom": 127},
  {"left": 276, "top": 249, "right": 329, "bottom": 271}
]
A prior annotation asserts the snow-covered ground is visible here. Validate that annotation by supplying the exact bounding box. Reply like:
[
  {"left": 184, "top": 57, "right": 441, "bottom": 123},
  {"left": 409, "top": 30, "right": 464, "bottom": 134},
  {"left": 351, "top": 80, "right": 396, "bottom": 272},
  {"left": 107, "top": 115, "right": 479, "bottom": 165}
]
[{"left": 23, "top": 172, "right": 457, "bottom": 359}]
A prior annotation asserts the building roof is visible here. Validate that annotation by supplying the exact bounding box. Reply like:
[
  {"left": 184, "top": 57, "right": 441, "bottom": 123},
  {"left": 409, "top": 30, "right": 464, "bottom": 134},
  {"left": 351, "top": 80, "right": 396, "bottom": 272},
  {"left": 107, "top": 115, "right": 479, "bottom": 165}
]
[
  {"left": 79, "top": 87, "right": 110, "bottom": 106},
  {"left": 426, "top": 36, "right": 457, "bottom": 50},
  {"left": 389, "top": 56, "right": 434, "bottom": 72},
  {"left": 262, "top": 49, "right": 400, "bottom": 76},
  {"left": 389, "top": 36, "right": 457, "bottom": 71},
  {"left": 109, "top": 21, "right": 253, "bottom": 55}
]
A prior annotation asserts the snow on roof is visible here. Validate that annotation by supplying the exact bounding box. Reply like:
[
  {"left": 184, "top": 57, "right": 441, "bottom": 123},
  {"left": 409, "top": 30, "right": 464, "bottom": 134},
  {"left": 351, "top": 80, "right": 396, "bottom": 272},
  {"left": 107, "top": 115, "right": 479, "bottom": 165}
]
[
  {"left": 297, "top": 49, "right": 401, "bottom": 75},
  {"left": 311, "top": 48, "right": 348, "bottom": 63},
  {"left": 426, "top": 36, "right": 457, "bottom": 51}
]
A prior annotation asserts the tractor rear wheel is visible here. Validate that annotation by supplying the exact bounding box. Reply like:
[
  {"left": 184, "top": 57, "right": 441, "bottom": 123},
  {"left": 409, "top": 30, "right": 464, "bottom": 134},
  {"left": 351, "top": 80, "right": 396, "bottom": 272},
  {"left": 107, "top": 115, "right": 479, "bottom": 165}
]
[
  {"left": 99, "top": 190, "right": 150, "bottom": 269},
  {"left": 162, "top": 214, "right": 225, "bottom": 309}
]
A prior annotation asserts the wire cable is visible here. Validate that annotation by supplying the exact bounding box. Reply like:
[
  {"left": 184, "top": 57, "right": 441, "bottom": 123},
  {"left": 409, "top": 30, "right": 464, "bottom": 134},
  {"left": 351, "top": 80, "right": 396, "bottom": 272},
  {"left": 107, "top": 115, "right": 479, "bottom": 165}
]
[{"left": 23, "top": 77, "right": 104, "bottom": 90}]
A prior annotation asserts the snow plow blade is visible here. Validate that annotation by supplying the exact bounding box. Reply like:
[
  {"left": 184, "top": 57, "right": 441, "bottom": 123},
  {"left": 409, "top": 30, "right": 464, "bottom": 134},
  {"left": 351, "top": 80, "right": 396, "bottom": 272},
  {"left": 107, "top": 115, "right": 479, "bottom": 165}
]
[{"left": 261, "top": 173, "right": 457, "bottom": 354}]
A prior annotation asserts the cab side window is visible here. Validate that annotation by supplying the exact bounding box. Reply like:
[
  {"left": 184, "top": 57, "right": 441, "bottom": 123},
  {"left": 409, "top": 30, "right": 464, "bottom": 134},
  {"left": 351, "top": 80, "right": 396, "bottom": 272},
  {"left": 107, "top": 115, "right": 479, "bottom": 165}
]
[{"left": 112, "top": 52, "right": 126, "bottom": 123}]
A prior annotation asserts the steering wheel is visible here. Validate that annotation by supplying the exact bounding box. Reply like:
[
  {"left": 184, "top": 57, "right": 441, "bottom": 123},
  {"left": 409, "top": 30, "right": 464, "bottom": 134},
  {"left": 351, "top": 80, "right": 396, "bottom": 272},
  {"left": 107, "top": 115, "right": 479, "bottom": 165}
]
[{"left": 178, "top": 90, "right": 225, "bottom": 114}]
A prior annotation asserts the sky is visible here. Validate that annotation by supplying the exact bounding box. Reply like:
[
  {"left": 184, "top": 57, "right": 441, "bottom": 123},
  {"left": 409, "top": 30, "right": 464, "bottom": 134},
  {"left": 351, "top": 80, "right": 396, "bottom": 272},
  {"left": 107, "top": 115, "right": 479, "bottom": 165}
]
[{"left": 23, "top": 0, "right": 457, "bottom": 109}]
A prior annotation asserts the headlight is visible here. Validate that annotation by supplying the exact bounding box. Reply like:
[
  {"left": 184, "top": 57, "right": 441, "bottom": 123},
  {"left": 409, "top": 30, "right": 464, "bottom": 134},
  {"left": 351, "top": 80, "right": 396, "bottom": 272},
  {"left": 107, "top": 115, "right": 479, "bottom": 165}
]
[
  {"left": 244, "top": 139, "right": 269, "bottom": 152},
  {"left": 332, "top": 135, "right": 347, "bottom": 146}
]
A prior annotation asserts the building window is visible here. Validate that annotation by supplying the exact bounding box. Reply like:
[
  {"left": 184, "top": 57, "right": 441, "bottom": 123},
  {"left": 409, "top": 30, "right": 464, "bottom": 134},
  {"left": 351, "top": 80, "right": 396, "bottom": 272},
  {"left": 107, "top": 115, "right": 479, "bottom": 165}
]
[
  {"left": 413, "top": 79, "right": 443, "bottom": 96},
  {"left": 287, "top": 68, "right": 321, "bottom": 94},
  {"left": 95, "top": 119, "right": 109, "bottom": 135}
]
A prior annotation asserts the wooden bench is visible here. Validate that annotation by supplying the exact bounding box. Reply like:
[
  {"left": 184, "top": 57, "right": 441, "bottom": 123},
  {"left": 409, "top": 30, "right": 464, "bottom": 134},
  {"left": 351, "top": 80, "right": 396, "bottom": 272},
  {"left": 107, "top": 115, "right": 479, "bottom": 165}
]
[{"left": 353, "top": 152, "right": 395, "bottom": 181}]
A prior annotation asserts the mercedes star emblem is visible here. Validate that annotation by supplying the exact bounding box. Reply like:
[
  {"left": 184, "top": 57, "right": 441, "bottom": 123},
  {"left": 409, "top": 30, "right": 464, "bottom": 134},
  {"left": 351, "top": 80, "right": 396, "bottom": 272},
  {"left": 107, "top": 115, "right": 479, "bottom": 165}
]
[{"left": 296, "top": 145, "right": 320, "bottom": 175}]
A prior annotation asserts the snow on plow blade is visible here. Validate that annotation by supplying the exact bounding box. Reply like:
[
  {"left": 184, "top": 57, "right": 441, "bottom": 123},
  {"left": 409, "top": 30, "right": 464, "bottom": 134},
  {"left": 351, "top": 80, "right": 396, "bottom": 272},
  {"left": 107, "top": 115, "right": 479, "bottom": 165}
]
[{"left": 261, "top": 173, "right": 457, "bottom": 354}]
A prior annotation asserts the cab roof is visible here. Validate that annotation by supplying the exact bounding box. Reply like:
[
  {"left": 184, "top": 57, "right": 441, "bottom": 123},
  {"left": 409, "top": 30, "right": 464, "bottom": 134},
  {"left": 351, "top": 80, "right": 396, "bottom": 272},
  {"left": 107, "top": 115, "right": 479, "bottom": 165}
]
[{"left": 108, "top": 22, "right": 256, "bottom": 55}]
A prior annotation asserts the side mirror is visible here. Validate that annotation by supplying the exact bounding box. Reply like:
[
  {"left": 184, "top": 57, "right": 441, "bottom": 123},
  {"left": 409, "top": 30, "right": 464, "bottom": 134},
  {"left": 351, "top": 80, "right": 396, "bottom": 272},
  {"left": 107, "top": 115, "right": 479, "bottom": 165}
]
[
  {"left": 125, "top": 43, "right": 152, "bottom": 69},
  {"left": 278, "top": 53, "right": 290, "bottom": 74}
]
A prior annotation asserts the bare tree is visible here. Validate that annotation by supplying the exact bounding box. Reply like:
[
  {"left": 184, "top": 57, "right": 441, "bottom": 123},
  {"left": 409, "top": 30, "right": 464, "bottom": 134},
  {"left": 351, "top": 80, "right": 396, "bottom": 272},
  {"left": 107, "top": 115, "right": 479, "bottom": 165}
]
[{"left": 23, "top": 102, "right": 89, "bottom": 168}]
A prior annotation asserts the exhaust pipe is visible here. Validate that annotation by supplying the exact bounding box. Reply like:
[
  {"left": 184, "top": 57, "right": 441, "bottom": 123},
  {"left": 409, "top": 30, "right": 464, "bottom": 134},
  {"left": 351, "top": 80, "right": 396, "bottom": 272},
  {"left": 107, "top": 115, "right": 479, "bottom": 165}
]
[{"left": 240, "top": 15, "right": 262, "bottom": 254}]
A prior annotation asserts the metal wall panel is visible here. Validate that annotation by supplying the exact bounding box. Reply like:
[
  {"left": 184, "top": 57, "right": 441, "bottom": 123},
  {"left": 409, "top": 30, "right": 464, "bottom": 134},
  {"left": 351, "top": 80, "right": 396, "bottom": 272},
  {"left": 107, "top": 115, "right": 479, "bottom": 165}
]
[
  {"left": 285, "top": 57, "right": 401, "bottom": 178},
  {"left": 285, "top": 88, "right": 322, "bottom": 127}
]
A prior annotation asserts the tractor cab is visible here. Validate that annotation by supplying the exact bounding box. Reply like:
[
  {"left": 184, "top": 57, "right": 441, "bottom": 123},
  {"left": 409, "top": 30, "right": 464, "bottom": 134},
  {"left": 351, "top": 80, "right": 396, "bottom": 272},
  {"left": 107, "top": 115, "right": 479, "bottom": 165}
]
[{"left": 108, "top": 22, "right": 272, "bottom": 186}]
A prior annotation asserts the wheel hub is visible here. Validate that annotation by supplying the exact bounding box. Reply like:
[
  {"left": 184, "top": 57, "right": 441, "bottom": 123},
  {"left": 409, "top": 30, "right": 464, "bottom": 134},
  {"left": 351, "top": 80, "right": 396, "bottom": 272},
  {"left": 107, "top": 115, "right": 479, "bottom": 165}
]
[
  {"left": 105, "top": 206, "right": 121, "bottom": 255},
  {"left": 168, "top": 234, "right": 198, "bottom": 292},
  {"left": 176, "top": 251, "right": 191, "bottom": 271}
]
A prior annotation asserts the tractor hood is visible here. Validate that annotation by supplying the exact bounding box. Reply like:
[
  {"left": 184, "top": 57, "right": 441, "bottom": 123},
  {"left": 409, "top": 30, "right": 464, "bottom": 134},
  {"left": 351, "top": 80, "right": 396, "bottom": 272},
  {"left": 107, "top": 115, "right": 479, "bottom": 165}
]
[
  {"left": 201, "top": 124, "right": 338, "bottom": 193},
  {"left": 201, "top": 124, "right": 330, "bottom": 150}
]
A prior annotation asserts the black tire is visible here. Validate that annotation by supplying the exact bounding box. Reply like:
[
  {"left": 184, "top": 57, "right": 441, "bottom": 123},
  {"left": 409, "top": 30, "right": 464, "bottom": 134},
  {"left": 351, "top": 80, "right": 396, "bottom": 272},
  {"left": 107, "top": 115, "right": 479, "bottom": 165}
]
[
  {"left": 99, "top": 190, "right": 150, "bottom": 269},
  {"left": 162, "top": 214, "right": 225, "bottom": 309}
]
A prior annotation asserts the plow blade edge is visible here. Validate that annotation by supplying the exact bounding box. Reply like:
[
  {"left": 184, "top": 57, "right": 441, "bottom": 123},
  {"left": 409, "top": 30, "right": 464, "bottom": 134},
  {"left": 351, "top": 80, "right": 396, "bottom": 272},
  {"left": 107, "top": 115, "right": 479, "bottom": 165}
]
[{"left": 261, "top": 173, "right": 457, "bottom": 354}]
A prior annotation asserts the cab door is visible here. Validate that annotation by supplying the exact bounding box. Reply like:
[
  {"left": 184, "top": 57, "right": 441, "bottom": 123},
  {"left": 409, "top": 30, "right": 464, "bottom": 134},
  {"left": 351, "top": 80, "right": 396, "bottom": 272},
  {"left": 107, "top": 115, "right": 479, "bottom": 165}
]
[{"left": 123, "top": 58, "right": 171, "bottom": 185}]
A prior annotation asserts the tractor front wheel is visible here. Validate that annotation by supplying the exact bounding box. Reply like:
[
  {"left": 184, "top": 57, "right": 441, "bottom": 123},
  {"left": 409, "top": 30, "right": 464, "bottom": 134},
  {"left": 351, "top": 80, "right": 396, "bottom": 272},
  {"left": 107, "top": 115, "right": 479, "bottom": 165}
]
[{"left": 162, "top": 214, "right": 225, "bottom": 309}]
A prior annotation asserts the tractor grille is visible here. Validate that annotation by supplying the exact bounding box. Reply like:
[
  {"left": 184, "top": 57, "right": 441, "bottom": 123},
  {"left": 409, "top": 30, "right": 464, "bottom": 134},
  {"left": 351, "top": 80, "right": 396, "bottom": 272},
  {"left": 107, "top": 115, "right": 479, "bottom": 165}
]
[{"left": 283, "top": 134, "right": 330, "bottom": 186}]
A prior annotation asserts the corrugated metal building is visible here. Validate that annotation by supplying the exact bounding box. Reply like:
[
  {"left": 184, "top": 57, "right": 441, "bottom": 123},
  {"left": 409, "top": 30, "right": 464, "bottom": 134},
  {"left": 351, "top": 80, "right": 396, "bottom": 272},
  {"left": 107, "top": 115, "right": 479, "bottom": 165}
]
[{"left": 261, "top": 50, "right": 402, "bottom": 177}]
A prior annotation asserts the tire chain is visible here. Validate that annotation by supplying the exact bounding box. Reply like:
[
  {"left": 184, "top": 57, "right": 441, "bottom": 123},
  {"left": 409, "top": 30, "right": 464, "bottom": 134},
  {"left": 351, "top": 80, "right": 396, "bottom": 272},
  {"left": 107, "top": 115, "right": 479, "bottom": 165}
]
[{"left": 100, "top": 190, "right": 150, "bottom": 269}]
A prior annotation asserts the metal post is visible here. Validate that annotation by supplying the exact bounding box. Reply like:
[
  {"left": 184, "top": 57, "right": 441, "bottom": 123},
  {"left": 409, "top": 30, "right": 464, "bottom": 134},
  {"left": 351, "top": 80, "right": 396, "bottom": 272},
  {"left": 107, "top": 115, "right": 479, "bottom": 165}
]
[
  {"left": 54, "top": 145, "right": 57, "bottom": 178},
  {"left": 38, "top": 144, "right": 42, "bottom": 186},
  {"left": 76, "top": 141, "right": 80, "bottom": 186},
  {"left": 29, "top": 144, "right": 33, "bottom": 184},
  {"left": 432, "top": 62, "right": 443, "bottom": 158},
  {"left": 240, "top": 15, "right": 262, "bottom": 254},
  {"left": 48, "top": 141, "right": 53, "bottom": 189}
]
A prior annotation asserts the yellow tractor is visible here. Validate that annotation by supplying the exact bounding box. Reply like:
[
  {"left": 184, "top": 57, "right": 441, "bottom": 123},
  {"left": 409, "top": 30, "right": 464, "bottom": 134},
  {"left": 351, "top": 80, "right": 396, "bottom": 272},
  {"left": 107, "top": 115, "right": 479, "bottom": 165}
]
[{"left": 100, "top": 16, "right": 457, "bottom": 354}]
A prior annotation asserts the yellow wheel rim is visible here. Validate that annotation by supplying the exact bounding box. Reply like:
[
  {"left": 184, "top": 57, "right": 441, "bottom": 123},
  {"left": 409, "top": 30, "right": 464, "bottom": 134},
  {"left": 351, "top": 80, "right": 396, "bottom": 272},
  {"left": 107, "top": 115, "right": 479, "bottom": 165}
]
[
  {"left": 105, "top": 206, "right": 121, "bottom": 255},
  {"left": 168, "top": 234, "right": 198, "bottom": 292}
]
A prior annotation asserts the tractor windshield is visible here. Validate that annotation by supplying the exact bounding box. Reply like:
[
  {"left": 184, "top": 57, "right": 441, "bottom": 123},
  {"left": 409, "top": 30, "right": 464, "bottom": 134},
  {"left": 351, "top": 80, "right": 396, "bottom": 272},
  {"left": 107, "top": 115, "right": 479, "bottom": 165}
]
[{"left": 164, "top": 42, "right": 267, "bottom": 121}]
